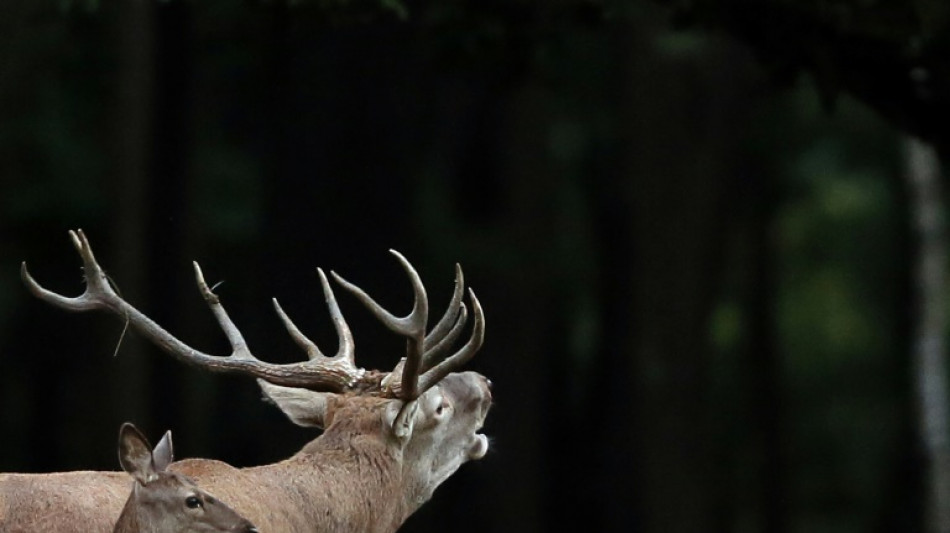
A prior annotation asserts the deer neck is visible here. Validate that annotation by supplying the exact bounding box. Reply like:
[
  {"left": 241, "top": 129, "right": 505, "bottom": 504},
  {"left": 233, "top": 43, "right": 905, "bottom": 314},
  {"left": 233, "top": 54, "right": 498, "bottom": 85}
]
[
  {"left": 112, "top": 495, "right": 139, "bottom": 533},
  {"left": 250, "top": 432, "right": 412, "bottom": 532}
]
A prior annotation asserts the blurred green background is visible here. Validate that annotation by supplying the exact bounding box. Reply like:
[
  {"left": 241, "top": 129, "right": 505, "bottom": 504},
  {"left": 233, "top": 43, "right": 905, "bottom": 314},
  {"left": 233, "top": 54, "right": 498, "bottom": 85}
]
[{"left": 1, "top": 1, "right": 948, "bottom": 532}]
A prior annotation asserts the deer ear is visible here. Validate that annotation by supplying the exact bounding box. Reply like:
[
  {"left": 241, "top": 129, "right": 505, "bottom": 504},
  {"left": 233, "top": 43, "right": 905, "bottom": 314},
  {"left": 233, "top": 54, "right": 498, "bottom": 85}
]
[
  {"left": 385, "top": 400, "right": 418, "bottom": 441},
  {"left": 118, "top": 423, "right": 157, "bottom": 485},
  {"left": 152, "top": 430, "right": 174, "bottom": 472},
  {"left": 258, "top": 379, "right": 331, "bottom": 428}
]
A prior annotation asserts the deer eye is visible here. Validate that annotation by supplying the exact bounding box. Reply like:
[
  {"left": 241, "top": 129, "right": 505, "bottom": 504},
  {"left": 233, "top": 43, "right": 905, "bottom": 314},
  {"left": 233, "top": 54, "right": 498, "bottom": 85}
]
[
  {"left": 185, "top": 496, "right": 203, "bottom": 509},
  {"left": 436, "top": 401, "right": 450, "bottom": 416}
]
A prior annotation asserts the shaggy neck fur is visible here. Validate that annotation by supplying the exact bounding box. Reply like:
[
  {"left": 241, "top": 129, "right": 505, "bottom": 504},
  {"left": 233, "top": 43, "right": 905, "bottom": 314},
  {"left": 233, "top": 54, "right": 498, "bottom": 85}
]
[{"left": 235, "top": 397, "right": 414, "bottom": 533}]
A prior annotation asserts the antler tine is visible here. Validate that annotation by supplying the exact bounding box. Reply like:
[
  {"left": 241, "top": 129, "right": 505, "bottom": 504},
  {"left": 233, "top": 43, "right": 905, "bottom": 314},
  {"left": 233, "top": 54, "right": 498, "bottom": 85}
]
[
  {"left": 271, "top": 268, "right": 356, "bottom": 365},
  {"left": 421, "top": 303, "right": 469, "bottom": 367},
  {"left": 273, "top": 298, "right": 324, "bottom": 359},
  {"left": 318, "top": 267, "right": 356, "bottom": 364},
  {"left": 331, "top": 249, "right": 429, "bottom": 400},
  {"left": 416, "top": 288, "right": 485, "bottom": 393},
  {"left": 21, "top": 229, "right": 116, "bottom": 312},
  {"left": 193, "top": 261, "right": 253, "bottom": 359},
  {"left": 422, "top": 263, "right": 464, "bottom": 354},
  {"left": 330, "top": 250, "right": 429, "bottom": 337}
]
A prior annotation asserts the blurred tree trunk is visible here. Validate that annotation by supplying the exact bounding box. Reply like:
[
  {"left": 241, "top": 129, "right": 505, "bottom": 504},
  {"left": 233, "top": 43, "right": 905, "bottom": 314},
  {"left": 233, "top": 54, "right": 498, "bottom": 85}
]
[
  {"left": 874, "top": 143, "right": 923, "bottom": 533},
  {"left": 745, "top": 167, "right": 787, "bottom": 533},
  {"left": 501, "top": 81, "right": 575, "bottom": 533},
  {"left": 149, "top": 0, "right": 204, "bottom": 451},
  {"left": 110, "top": 0, "right": 202, "bottom": 444},
  {"left": 905, "top": 136, "right": 950, "bottom": 533},
  {"left": 614, "top": 7, "right": 759, "bottom": 531},
  {"left": 108, "top": 0, "right": 154, "bottom": 427}
]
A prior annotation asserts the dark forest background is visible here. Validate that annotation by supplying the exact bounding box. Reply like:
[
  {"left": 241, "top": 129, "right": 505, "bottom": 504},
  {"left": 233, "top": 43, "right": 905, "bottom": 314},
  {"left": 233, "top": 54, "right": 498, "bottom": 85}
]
[{"left": 1, "top": 0, "right": 949, "bottom": 532}]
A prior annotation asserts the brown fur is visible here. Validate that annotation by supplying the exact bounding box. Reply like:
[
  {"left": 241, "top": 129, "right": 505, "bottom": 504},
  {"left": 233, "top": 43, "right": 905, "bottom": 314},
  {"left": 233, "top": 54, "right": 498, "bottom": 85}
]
[
  {"left": 0, "top": 373, "right": 491, "bottom": 533},
  {"left": 0, "top": 440, "right": 403, "bottom": 533},
  {"left": 0, "top": 471, "right": 128, "bottom": 532}
]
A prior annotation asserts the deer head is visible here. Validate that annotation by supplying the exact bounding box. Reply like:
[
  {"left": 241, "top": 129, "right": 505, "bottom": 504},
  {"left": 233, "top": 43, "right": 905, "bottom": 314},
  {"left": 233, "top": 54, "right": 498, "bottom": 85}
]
[
  {"left": 21, "top": 230, "right": 491, "bottom": 524},
  {"left": 114, "top": 423, "right": 257, "bottom": 533}
]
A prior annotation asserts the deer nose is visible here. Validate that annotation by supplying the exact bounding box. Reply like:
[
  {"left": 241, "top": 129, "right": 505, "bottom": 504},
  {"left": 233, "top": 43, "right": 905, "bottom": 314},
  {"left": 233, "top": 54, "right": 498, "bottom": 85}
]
[
  {"left": 480, "top": 376, "right": 493, "bottom": 403},
  {"left": 245, "top": 526, "right": 259, "bottom": 533}
]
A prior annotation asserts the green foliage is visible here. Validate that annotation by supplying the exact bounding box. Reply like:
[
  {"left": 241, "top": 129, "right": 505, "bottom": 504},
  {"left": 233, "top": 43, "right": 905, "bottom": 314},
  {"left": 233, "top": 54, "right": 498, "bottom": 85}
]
[
  {"left": 772, "top": 86, "right": 901, "bottom": 531},
  {"left": 661, "top": 0, "right": 950, "bottom": 146}
]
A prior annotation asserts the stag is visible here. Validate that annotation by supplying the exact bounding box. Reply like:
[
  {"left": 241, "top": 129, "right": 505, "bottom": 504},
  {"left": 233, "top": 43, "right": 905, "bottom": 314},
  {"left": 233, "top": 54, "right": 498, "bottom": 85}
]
[
  {"left": 1, "top": 229, "right": 491, "bottom": 533},
  {"left": 113, "top": 423, "right": 257, "bottom": 533}
]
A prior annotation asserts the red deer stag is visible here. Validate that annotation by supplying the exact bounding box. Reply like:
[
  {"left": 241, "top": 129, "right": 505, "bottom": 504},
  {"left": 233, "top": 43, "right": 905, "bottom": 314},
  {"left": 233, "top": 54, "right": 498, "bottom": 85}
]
[
  {"left": 113, "top": 423, "right": 257, "bottom": 533},
  {"left": 1, "top": 229, "right": 491, "bottom": 533}
]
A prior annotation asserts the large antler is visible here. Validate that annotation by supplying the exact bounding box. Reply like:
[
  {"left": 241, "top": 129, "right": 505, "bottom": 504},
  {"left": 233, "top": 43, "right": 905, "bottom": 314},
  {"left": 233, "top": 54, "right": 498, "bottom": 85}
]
[
  {"left": 21, "top": 230, "right": 484, "bottom": 400},
  {"left": 333, "top": 251, "right": 485, "bottom": 403}
]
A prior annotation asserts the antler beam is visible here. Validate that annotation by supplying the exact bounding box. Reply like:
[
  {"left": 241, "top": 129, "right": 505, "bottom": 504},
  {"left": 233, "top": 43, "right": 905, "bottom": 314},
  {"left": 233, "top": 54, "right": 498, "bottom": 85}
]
[
  {"left": 21, "top": 230, "right": 485, "bottom": 399},
  {"left": 21, "top": 230, "right": 364, "bottom": 391}
]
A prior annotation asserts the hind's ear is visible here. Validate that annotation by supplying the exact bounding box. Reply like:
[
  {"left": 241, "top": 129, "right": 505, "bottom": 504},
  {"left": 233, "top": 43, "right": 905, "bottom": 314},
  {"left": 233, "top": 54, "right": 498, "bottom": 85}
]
[
  {"left": 152, "top": 430, "right": 174, "bottom": 472},
  {"left": 118, "top": 423, "right": 157, "bottom": 485}
]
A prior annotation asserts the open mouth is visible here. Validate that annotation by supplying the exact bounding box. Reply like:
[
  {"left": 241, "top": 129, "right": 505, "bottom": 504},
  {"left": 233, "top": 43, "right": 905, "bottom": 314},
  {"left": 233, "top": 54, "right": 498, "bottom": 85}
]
[
  {"left": 470, "top": 384, "right": 492, "bottom": 459},
  {"left": 469, "top": 433, "right": 489, "bottom": 459}
]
